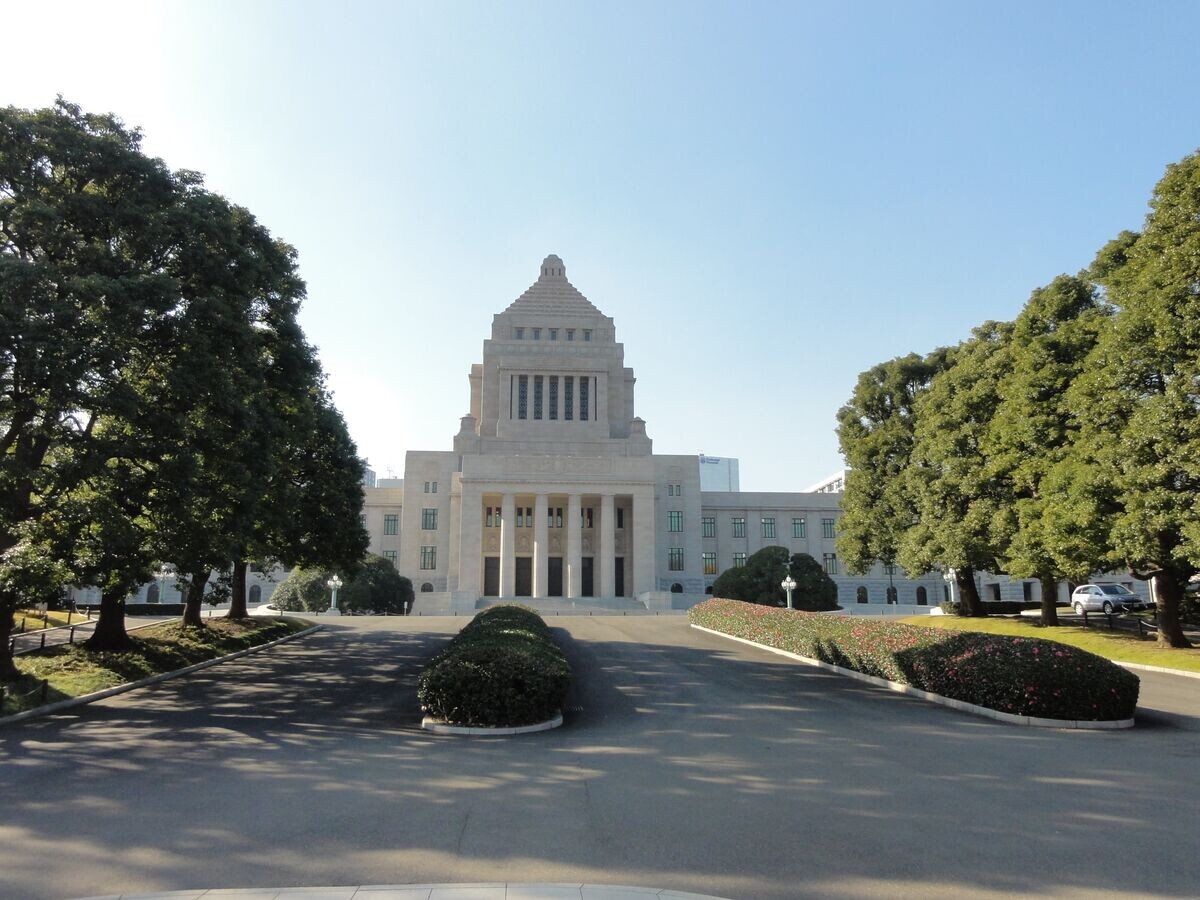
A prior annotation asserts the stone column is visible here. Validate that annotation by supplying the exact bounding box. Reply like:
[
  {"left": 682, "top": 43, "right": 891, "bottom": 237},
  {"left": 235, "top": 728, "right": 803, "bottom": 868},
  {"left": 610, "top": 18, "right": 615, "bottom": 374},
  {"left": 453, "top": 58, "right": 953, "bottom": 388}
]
[
  {"left": 633, "top": 486, "right": 656, "bottom": 596},
  {"left": 599, "top": 493, "right": 616, "bottom": 597},
  {"left": 567, "top": 493, "right": 582, "bottom": 598},
  {"left": 500, "top": 492, "right": 516, "bottom": 597},
  {"left": 458, "top": 484, "right": 483, "bottom": 596},
  {"left": 533, "top": 493, "right": 549, "bottom": 598}
]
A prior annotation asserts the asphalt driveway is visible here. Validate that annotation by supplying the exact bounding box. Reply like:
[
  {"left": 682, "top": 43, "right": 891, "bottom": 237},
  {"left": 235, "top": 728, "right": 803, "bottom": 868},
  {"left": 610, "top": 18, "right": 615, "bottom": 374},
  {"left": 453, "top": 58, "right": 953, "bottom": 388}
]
[{"left": 1, "top": 616, "right": 1197, "bottom": 900}]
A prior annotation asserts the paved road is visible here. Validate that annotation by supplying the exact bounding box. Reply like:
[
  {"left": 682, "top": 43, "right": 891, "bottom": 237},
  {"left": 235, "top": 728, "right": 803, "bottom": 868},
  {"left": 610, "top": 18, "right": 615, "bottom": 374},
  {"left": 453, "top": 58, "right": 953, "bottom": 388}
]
[{"left": 1, "top": 617, "right": 1198, "bottom": 900}]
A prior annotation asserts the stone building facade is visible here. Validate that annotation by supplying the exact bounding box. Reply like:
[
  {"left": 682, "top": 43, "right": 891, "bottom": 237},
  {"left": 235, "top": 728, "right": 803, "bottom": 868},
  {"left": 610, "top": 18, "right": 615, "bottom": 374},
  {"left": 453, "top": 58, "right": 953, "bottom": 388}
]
[{"left": 365, "top": 255, "right": 947, "bottom": 614}]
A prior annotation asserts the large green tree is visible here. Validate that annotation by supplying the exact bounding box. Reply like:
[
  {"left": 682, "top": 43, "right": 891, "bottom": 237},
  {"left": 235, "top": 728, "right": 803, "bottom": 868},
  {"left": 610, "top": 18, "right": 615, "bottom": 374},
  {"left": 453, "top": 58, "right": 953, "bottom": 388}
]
[
  {"left": 1047, "top": 153, "right": 1200, "bottom": 647},
  {"left": 836, "top": 350, "right": 951, "bottom": 578},
  {"left": 900, "top": 324, "right": 1014, "bottom": 616},
  {"left": 273, "top": 554, "right": 410, "bottom": 614},
  {"left": 711, "top": 546, "right": 838, "bottom": 610},
  {"left": 0, "top": 99, "right": 196, "bottom": 675},
  {"left": 987, "top": 275, "right": 1110, "bottom": 626}
]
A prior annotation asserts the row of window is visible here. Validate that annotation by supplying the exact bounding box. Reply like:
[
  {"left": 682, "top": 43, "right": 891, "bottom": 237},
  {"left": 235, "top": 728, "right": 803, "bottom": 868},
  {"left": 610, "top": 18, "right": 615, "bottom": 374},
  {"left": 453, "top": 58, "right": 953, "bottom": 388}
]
[
  {"left": 388, "top": 545, "right": 839, "bottom": 577},
  {"left": 857, "top": 585, "right": 929, "bottom": 605},
  {"left": 386, "top": 511, "right": 835, "bottom": 540},
  {"left": 382, "top": 510, "right": 440, "bottom": 534},
  {"left": 679, "top": 550, "right": 839, "bottom": 575},
  {"left": 695, "top": 516, "right": 834, "bottom": 539},
  {"left": 483, "top": 506, "right": 627, "bottom": 529},
  {"left": 513, "top": 326, "right": 592, "bottom": 342},
  {"left": 513, "top": 374, "right": 594, "bottom": 421}
]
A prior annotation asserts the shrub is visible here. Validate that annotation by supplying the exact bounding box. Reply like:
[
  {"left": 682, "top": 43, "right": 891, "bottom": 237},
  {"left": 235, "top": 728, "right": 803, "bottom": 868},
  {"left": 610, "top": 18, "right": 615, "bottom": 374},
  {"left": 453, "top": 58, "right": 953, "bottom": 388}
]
[
  {"left": 273, "top": 555, "right": 412, "bottom": 614},
  {"left": 690, "top": 599, "right": 1138, "bottom": 721},
  {"left": 417, "top": 604, "right": 570, "bottom": 727},
  {"left": 711, "top": 546, "right": 839, "bottom": 610},
  {"left": 940, "top": 600, "right": 1044, "bottom": 615}
]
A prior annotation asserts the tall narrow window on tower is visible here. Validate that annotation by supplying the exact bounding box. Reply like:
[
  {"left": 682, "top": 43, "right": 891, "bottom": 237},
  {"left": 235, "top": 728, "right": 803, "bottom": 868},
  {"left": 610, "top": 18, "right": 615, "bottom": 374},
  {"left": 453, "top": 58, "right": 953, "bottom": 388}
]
[
  {"left": 518, "top": 375, "right": 528, "bottom": 420},
  {"left": 533, "top": 375, "right": 543, "bottom": 419},
  {"left": 564, "top": 376, "right": 574, "bottom": 420},
  {"left": 549, "top": 376, "right": 558, "bottom": 420},
  {"left": 580, "top": 376, "right": 589, "bottom": 421}
]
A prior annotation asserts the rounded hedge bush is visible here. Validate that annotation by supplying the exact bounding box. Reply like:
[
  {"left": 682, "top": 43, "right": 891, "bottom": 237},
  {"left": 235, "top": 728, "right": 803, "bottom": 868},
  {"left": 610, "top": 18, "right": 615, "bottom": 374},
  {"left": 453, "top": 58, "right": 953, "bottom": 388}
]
[
  {"left": 418, "top": 604, "right": 570, "bottom": 727},
  {"left": 690, "top": 599, "right": 1139, "bottom": 721}
]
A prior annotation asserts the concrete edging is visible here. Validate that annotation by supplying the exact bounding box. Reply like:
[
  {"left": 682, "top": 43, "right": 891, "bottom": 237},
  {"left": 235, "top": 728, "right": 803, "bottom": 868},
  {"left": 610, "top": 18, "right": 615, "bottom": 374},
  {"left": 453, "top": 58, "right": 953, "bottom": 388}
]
[
  {"left": 421, "top": 710, "right": 564, "bottom": 736},
  {"left": 691, "top": 623, "right": 1135, "bottom": 730},
  {"left": 1115, "top": 660, "right": 1200, "bottom": 680},
  {"left": 1, "top": 622, "right": 321, "bottom": 727}
]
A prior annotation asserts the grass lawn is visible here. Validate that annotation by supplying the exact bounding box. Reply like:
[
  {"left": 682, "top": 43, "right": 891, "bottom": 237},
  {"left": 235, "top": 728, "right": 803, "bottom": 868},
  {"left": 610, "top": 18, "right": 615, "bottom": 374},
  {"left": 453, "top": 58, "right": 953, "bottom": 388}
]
[
  {"left": 901, "top": 615, "right": 1200, "bottom": 673},
  {"left": 14, "top": 608, "right": 89, "bottom": 631},
  {"left": 2, "top": 616, "right": 313, "bottom": 716}
]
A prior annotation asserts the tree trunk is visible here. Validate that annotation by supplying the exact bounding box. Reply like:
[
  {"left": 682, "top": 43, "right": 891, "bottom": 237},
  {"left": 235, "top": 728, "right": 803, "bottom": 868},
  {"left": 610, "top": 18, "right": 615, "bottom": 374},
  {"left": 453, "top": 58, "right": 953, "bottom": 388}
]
[
  {"left": 228, "top": 559, "right": 249, "bottom": 620},
  {"left": 84, "top": 589, "right": 133, "bottom": 651},
  {"left": 1039, "top": 574, "right": 1060, "bottom": 627},
  {"left": 181, "top": 570, "right": 209, "bottom": 628},
  {"left": 0, "top": 607, "right": 18, "bottom": 681},
  {"left": 957, "top": 568, "right": 987, "bottom": 617},
  {"left": 1153, "top": 572, "right": 1192, "bottom": 648}
]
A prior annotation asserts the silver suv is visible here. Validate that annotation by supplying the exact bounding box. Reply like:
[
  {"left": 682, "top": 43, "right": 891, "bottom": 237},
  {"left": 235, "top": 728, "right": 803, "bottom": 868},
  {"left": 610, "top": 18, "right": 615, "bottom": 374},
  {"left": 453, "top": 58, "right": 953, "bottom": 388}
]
[{"left": 1070, "top": 583, "right": 1147, "bottom": 615}]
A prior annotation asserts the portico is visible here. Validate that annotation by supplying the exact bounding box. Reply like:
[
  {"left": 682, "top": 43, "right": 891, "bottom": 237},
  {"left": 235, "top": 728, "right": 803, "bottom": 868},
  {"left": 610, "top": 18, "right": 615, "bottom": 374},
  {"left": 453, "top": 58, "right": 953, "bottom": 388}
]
[{"left": 455, "top": 484, "right": 654, "bottom": 601}]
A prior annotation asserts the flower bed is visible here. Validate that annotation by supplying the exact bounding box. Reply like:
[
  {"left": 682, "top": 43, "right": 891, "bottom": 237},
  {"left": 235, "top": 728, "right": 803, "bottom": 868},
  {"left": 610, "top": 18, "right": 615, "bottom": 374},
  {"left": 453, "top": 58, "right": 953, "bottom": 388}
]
[
  {"left": 690, "top": 599, "right": 1139, "bottom": 721},
  {"left": 418, "top": 604, "right": 570, "bottom": 727}
]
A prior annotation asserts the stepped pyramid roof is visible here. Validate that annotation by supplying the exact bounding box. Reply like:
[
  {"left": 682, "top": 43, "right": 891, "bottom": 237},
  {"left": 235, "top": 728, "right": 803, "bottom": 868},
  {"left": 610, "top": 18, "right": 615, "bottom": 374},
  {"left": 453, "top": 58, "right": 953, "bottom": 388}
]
[{"left": 503, "top": 255, "right": 603, "bottom": 316}]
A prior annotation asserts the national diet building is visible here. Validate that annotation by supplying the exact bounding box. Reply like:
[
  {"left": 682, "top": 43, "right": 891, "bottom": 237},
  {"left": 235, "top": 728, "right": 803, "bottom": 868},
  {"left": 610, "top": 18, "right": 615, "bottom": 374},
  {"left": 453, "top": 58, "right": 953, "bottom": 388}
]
[{"left": 363, "top": 255, "right": 946, "bottom": 614}]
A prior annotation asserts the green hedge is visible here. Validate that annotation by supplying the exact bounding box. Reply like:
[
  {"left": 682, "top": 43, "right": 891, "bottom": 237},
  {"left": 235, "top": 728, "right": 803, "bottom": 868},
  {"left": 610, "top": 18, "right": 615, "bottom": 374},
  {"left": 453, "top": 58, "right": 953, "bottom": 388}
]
[
  {"left": 939, "top": 600, "right": 1042, "bottom": 615},
  {"left": 417, "top": 604, "right": 570, "bottom": 727},
  {"left": 690, "top": 599, "right": 1139, "bottom": 721}
]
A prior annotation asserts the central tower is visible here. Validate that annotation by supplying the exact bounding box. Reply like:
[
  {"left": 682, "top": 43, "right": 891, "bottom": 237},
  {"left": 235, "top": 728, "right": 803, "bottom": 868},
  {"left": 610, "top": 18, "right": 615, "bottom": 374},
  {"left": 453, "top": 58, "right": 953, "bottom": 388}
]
[{"left": 454, "top": 255, "right": 650, "bottom": 455}]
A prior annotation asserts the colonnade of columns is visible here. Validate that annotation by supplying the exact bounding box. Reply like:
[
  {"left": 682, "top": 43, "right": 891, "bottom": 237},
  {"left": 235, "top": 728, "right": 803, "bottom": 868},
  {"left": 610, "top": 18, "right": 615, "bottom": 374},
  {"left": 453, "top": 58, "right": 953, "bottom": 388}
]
[{"left": 456, "top": 484, "right": 655, "bottom": 600}]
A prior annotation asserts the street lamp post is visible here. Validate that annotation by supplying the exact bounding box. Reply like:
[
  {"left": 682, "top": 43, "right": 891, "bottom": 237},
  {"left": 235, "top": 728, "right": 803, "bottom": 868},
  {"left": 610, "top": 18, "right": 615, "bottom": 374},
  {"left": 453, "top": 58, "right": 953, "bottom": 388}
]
[
  {"left": 326, "top": 574, "right": 343, "bottom": 617},
  {"left": 943, "top": 568, "right": 957, "bottom": 606},
  {"left": 781, "top": 572, "right": 797, "bottom": 610},
  {"left": 153, "top": 565, "right": 174, "bottom": 605}
]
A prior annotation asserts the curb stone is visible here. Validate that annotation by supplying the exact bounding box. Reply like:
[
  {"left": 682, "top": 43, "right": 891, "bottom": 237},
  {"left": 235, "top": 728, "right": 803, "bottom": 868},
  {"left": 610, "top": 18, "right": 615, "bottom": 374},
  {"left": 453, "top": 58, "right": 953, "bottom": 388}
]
[
  {"left": 690, "top": 623, "right": 1135, "bottom": 730},
  {"left": 0, "top": 622, "right": 321, "bottom": 727},
  {"left": 421, "top": 710, "right": 563, "bottom": 736},
  {"left": 1114, "top": 660, "right": 1200, "bottom": 680}
]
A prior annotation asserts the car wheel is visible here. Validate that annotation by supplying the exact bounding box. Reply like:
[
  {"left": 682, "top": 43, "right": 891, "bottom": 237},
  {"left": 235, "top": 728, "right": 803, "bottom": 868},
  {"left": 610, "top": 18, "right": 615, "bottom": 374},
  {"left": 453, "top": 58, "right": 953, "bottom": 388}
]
[
  {"left": 1073, "top": 601, "right": 1084, "bottom": 615},
  {"left": 1102, "top": 600, "right": 1114, "bottom": 615}
]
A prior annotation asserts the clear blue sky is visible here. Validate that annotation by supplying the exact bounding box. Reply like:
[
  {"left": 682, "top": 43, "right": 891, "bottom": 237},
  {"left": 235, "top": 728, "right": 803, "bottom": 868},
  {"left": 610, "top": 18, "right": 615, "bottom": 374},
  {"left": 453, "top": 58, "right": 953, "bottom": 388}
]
[{"left": 9, "top": 2, "right": 1200, "bottom": 490}]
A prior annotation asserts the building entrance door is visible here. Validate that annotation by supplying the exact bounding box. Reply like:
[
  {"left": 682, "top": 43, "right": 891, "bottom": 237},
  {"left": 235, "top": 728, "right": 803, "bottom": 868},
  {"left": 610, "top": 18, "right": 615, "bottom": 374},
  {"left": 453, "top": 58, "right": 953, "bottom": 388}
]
[
  {"left": 548, "top": 557, "right": 563, "bottom": 597},
  {"left": 515, "top": 557, "right": 532, "bottom": 597},
  {"left": 615, "top": 557, "right": 625, "bottom": 598},
  {"left": 582, "top": 557, "right": 594, "bottom": 597},
  {"left": 483, "top": 557, "right": 500, "bottom": 597}
]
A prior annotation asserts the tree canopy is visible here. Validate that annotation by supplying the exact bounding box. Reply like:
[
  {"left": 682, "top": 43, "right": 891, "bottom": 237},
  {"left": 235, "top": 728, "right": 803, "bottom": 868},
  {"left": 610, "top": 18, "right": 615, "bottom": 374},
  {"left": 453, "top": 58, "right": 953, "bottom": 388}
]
[
  {"left": 273, "top": 555, "right": 412, "bottom": 615},
  {"left": 0, "top": 98, "right": 367, "bottom": 673},
  {"left": 838, "top": 146, "right": 1200, "bottom": 646},
  {"left": 712, "top": 546, "right": 839, "bottom": 611}
]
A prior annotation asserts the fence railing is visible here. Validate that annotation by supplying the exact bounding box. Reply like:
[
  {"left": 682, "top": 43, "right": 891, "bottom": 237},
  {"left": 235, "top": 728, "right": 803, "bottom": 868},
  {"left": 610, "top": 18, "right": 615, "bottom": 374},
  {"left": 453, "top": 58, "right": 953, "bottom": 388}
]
[{"left": 0, "top": 677, "right": 49, "bottom": 710}]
